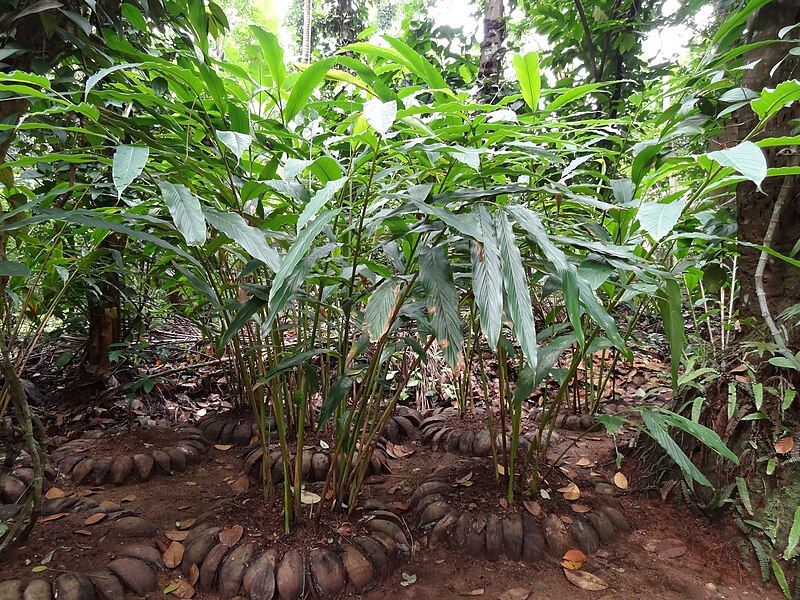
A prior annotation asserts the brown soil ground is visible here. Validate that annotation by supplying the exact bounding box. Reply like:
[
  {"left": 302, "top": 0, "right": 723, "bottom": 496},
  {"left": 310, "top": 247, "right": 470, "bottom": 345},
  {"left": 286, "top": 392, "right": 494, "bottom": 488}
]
[{"left": 2, "top": 424, "right": 785, "bottom": 600}]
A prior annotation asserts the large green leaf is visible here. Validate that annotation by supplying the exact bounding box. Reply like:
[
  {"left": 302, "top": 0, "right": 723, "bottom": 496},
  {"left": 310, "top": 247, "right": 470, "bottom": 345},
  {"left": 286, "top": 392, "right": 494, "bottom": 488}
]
[
  {"left": 363, "top": 99, "right": 397, "bottom": 135},
  {"left": 218, "top": 296, "right": 267, "bottom": 350},
  {"left": 512, "top": 52, "right": 541, "bottom": 112},
  {"left": 249, "top": 25, "right": 286, "bottom": 90},
  {"left": 706, "top": 141, "right": 767, "bottom": 189},
  {"left": 751, "top": 80, "right": 800, "bottom": 121},
  {"left": 216, "top": 130, "right": 252, "bottom": 163},
  {"left": 204, "top": 208, "right": 280, "bottom": 271},
  {"left": 656, "top": 277, "right": 684, "bottom": 390},
  {"left": 298, "top": 177, "right": 347, "bottom": 231},
  {"left": 158, "top": 181, "right": 206, "bottom": 246},
  {"left": 659, "top": 410, "right": 739, "bottom": 464},
  {"left": 495, "top": 211, "right": 537, "bottom": 369},
  {"left": 268, "top": 209, "right": 339, "bottom": 313},
  {"left": 640, "top": 409, "right": 711, "bottom": 487},
  {"left": 418, "top": 245, "right": 463, "bottom": 370},
  {"left": 363, "top": 278, "right": 401, "bottom": 342},
  {"left": 0, "top": 260, "right": 30, "bottom": 277},
  {"left": 284, "top": 58, "right": 336, "bottom": 123},
  {"left": 637, "top": 199, "right": 687, "bottom": 242},
  {"left": 318, "top": 374, "right": 352, "bottom": 430},
  {"left": 471, "top": 206, "right": 502, "bottom": 348},
  {"left": 112, "top": 145, "right": 148, "bottom": 199}
]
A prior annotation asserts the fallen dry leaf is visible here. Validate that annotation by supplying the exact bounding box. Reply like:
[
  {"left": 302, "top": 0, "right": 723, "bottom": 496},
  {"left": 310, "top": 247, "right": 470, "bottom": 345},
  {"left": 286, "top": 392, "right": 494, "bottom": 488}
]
[
  {"left": 564, "top": 568, "right": 609, "bottom": 591},
  {"left": 40, "top": 512, "right": 70, "bottom": 523},
  {"left": 613, "top": 472, "right": 629, "bottom": 489},
  {"left": 558, "top": 482, "right": 581, "bottom": 501},
  {"left": 163, "top": 541, "right": 185, "bottom": 569},
  {"left": 84, "top": 513, "right": 106, "bottom": 525},
  {"left": 74, "top": 529, "right": 92, "bottom": 536},
  {"left": 219, "top": 525, "right": 244, "bottom": 547},
  {"left": 165, "top": 530, "right": 190, "bottom": 541},
  {"left": 498, "top": 589, "right": 531, "bottom": 600},
  {"left": 120, "top": 494, "right": 136, "bottom": 503},
  {"left": 45, "top": 487, "right": 66, "bottom": 500},
  {"left": 188, "top": 564, "right": 200, "bottom": 586},
  {"left": 455, "top": 472, "right": 473, "bottom": 485},
  {"left": 576, "top": 458, "right": 593, "bottom": 467},
  {"left": 775, "top": 437, "right": 794, "bottom": 455},
  {"left": 459, "top": 589, "right": 484, "bottom": 596},
  {"left": 214, "top": 444, "right": 233, "bottom": 451},
  {"left": 230, "top": 475, "right": 250, "bottom": 493},
  {"left": 571, "top": 504, "right": 592, "bottom": 514},
  {"left": 523, "top": 500, "right": 541, "bottom": 517},
  {"left": 176, "top": 518, "right": 196, "bottom": 530},
  {"left": 98, "top": 501, "right": 120, "bottom": 512},
  {"left": 655, "top": 538, "right": 687, "bottom": 558}
]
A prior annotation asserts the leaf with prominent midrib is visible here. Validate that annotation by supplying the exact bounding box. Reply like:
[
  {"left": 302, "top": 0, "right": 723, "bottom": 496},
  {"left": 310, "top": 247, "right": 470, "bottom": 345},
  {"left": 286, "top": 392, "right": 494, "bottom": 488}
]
[
  {"left": 419, "top": 245, "right": 463, "bottom": 371},
  {"left": 204, "top": 209, "right": 280, "bottom": 271},
  {"left": 363, "top": 278, "right": 401, "bottom": 342},
  {"left": 495, "top": 211, "right": 537, "bottom": 370},
  {"left": 706, "top": 141, "right": 767, "bottom": 190},
  {"left": 471, "top": 206, "right": 502, "bottom": 348},
  {"left": 158, "top": 181, "right": 206, "bottom": 246},
  {"left": 112, "top": 145, "right": 148, "bottom": 199}
]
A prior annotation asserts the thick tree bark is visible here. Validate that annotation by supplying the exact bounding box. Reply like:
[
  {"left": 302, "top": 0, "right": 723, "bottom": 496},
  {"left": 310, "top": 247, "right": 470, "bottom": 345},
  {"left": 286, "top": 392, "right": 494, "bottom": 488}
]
[
  {"left": 336, "top": 0, "right": 356, "bottom": 49},
  {"left": 735, "top": 0, "right": 800, "bottom": 349},
  {"left": 478, "top": 0, "right": 505, "bottom": 99}
]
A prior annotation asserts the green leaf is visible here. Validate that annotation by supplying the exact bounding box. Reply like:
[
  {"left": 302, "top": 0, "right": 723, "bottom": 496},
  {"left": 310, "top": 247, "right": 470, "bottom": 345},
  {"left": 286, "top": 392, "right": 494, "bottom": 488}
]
[
  {"left": 121, "top": 3, "right": 147, "bottom": 30},
  {"left": 419, "top": 245, "right": 464, "bottom": 370},
  {"left": 495, "top": 211, "right": 537, "bottom": 369},
  {"left": 640, "top": 409, "right": 711, "bottom": 487},
  {"left": 85, "top": 63, "right": 141, "bottom": 99},
  {"left": 363, "top": 98, "right": 397, "bottom": 135},
  {"left": 284, "top": 58, "right": 336, "bottom": 123},
  {"left": 204, "top": 208, "right": 280, "bottom": 271},
  {"left": 750, "top": 79, "right": 800, "bottom": 121},
  {"left": 218, "top": 296, "right": 267, "bottom": 350},
  {"left": 158, "top": 182, "right": 206, "bottom": 246},
  {"left": 544, "top": 81, "right": 615, "bottom": 112},
  {"left": 770, "top": 557, "right": 791, "bottom": 599},
  {"left": 268, "top": 209, "right": 339, "bottom": 317},
  {"left": 382, "top": 35, "right": 449, "bottom": 92},
  {"left": 706, "top": 141, "right": 767, "bottom": 190},
  {"left": 656, "top": 278, "right": 685, "bottom": 390},
  {"left": 512, "top": 52, "right": 541, "bottom": 112},
  {"left": 263, "top": 349, "right": 330, "bottom": 383},
  {"left": 783, "top": 506, "right": 800, "bottom": 560},
  {"left": 216, "top": 130, "right": 252, "bottom": 163},
  {"left": 638, "top": 199, "right": 687, "bottom": 242},
  {"left": 250, "top": 26, "right": 286, "bottom": 90},
  {"left": 363, "top": 278, "right": 401, "bottom": 342},
  {"left": 0, "top": 260, "right": 30, "bottom": 277},
  {"left": 112, "top": 145, "right": 148, "bottom": 199},
  {"left": 631, "top": 142, "right": 662, "bottom": 185},
  {"left": 471, "top": 206, "right": 502, "bottom": 348},
  {"left": 318, "top": 374, "right": 352, "bottom": 429},
  {"left": 659, "top": 410, "right": 739, "bottom": 464},
  {"left": 736, "top": 477, "right": 753, "bottom": 516},
  {"left": 298, "top": 177, "right": 347, "bottom": 231}
]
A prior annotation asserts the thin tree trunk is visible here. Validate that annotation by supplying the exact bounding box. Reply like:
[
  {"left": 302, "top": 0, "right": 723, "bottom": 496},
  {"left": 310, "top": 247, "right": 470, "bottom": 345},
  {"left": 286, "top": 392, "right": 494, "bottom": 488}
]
[
  {"left": 478, "top": 0, "right": 505, "bottom": 99},
  {"left": 84, "top": 233, "right": 126, "bottom": 375},
  {"left": 301, "top": 0, "right": 313, "bottom": 63},
  {"left": 337, "top": 0, "right": 355, "bottom": 49}
]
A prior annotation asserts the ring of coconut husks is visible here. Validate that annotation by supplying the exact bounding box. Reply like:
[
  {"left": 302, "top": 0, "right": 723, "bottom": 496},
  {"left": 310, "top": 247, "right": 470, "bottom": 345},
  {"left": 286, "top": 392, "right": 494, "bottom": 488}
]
[{"left": 50, "top": 426, "right": 211, "bottom": 487}]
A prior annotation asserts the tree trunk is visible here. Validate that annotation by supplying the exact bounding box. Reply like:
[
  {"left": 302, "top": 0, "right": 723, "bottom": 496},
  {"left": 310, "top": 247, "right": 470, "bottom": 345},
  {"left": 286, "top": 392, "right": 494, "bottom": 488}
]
[
  {"left": 735, "top": 0, "right": 800, "bottom": 350},
  {"left": 301, "top": 0, "right": 313, "bottom": 63},
  {"left": 336, "top": 0, "right": 355, "bottom": 49},
  {"left": 84, "top": 233, "right": 126, "bottom": 375},
  {"left": 478, "top": 0, "right": 505, "bottom": 99}
]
